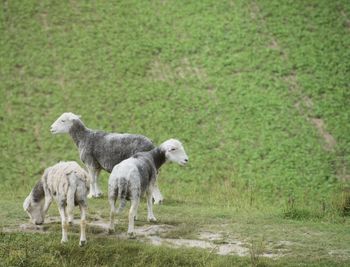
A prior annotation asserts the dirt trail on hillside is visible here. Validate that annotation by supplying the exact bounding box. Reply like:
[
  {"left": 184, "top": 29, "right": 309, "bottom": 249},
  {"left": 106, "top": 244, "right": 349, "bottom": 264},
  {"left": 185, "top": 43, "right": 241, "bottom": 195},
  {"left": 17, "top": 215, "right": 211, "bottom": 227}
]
[{"left": 3, "top": 216, "right": 288, "bottom": 258}]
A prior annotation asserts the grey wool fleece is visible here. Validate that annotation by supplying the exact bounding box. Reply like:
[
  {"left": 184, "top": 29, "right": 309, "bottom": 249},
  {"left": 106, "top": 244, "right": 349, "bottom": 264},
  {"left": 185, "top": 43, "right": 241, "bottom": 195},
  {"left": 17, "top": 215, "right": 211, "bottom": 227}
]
[{"left": 69, "top": 119, "right": 155, "bottom": 173}]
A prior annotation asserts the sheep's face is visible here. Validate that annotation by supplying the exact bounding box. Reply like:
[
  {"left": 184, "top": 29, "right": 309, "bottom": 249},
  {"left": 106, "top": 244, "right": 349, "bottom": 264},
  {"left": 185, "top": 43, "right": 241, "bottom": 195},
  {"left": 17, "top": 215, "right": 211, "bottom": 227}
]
[
  {"left": 23, "top": 195, "right": 45, "bottom": 225},
  {"left": 50, "top": 112, "right": 81, "bottom": 134},
  {"left": 162, "top": 139, "right": 189, "bottom": 166}
]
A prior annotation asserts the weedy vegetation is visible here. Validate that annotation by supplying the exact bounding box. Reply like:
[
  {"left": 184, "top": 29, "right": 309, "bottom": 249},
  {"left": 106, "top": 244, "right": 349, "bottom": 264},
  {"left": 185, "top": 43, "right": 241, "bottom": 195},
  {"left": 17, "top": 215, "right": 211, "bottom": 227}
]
[{"left": 1, "top": 0, "right": 349, "bottom": 266}]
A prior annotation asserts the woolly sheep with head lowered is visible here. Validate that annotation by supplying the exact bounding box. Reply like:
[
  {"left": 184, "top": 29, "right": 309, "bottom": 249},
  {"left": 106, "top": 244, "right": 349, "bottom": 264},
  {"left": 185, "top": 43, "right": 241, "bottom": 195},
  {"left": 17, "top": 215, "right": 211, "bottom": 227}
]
[
  {"left": 108, "top": 139, "right": 188, "bottom": 237},
  {"left": 23, "top": 161, "right": 90, "bottom": 246},
  {"left": 50, "top": 112, "right": 164, "bottom": 202}
]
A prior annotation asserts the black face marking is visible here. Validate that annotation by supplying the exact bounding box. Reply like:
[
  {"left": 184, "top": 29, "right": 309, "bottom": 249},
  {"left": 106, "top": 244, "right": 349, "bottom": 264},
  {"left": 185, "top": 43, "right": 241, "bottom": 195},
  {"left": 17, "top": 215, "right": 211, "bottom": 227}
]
[
  {"left": 69, "top": 120, "right": 88, "bottom": 147},
  {"left": 32, "top": 180, "right": 44, "bottom": 202},
  {"left": 150, "top": 148, "right": 166, "bottom": 170},
  {"left": 130, "top": 148, "right": 167, "bottom": 194}
]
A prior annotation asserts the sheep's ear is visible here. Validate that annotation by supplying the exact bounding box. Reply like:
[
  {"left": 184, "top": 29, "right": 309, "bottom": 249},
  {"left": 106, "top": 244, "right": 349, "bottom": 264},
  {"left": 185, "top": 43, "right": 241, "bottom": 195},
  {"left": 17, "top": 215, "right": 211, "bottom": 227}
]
[{"left": 23, "top": 196, "right": 31, "bottom": 211}]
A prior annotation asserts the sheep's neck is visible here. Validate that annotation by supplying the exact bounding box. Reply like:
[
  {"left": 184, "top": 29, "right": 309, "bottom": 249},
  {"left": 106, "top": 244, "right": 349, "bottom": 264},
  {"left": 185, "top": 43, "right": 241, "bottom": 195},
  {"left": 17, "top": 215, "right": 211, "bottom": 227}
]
[
  {"left": 150, "top": 148, "right": 166, "bottom": 170},
  {"left": 69, "top": 120, "right": 88, "bottom": 147}
]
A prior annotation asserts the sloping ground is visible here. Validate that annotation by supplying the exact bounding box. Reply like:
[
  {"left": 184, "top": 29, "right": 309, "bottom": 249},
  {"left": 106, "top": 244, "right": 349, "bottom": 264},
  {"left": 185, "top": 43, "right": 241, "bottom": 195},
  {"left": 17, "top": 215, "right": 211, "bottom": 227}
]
[
  {"left": 1, "top": 0, "right": 349, "bottom": 266},
  {"left": 5, "top": 220, "right": 253, "bottom": 258},
  {"left": 3, "top": 214, "right": 350, "bottom": 261},
  {"left": 256, "top": 0, "right": 350, "bottom": 182},
  {"left": 1, "top": 0, "right": 349, "bottom": 208}
]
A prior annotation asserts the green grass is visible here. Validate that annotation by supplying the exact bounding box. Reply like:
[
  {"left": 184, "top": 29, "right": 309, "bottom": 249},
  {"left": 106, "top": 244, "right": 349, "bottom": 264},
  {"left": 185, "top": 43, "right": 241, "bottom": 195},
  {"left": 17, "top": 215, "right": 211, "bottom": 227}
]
[
  {"left": 3, "top": 231, "right": 350, "bottom": 267},
  {"left": 1, "top": 0, "right": 350, "bottom": 266}
]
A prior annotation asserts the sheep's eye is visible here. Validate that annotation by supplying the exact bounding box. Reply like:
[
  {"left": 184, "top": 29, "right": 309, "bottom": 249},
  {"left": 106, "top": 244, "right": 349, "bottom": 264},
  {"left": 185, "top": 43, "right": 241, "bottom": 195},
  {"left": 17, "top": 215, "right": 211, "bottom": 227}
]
[
  {"left": 170, "top": 148, "right": 176, "bottom": 151},
  {"left": 61, "top": 120, "right": 65, "bottom": 122}
]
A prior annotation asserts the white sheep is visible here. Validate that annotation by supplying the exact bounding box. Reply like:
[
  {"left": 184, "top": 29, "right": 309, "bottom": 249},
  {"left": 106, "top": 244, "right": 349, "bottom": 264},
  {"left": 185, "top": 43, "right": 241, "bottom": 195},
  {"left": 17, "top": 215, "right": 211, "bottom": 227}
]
[
  {"left": 23, "top": 161, "right": 90, "bottom": 246},
  {"left": 50, "top": 112, "right": 164, "bottom": 203},
  {"left": 108, "top": 139, "right": 188, "bottom": 237}
]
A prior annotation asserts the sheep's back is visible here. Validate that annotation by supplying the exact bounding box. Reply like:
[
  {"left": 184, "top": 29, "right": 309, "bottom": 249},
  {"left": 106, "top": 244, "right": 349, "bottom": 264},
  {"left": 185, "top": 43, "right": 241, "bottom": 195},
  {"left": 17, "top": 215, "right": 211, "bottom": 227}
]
[
  {"left": 46, "top": 161, "right": 89, "bottom": 200},
  {"left": 89, "top": 132, "right": 155, "bottom": 172}
]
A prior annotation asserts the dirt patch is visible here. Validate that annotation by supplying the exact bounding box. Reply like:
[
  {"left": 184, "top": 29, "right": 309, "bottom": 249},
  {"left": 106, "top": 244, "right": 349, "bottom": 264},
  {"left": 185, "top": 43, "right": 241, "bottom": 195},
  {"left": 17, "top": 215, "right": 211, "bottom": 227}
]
[
  {"left": 284, "top": 70, "right": 337, "bottom": 152},
  {"left": 328, "top": 249, "right": 350, "bottom": 259},
  {"left": 19, "top": 223, "right": 49, "bottom": 232},
  {"left": 310, "top": 118, "right": 336, "bottom": 151},
  {"left": 249, "top": 1, "right": 260, "bottom": 20},
  {"left": 143, "top": 230, "right": 250, "bottom": 256},
  {"left": 4, "top": 217, "right": 291, "bottom": 258},
  {"left": 148, "top": 57, "right": 206, "bottom": 82},
  {"left": 249, "top": 1, "right": 288, "bottom": 61},
  {"left": 268, "top": 39, "right": 279, "bottom": 50},
  {"left": 148, "top": 58, "right": 171, "bottom": 81},
  {"left": 284, "top": 71, "right": 298, "bottom": 92},
  {"left": 337, "top": 166, "right": 350, "bottom": 182},
  {"left": 40, "top": 12, "right": 49, "bottom": 31},
  {"left": 340, "top": 10, "right": 350, "bottom": 29}
]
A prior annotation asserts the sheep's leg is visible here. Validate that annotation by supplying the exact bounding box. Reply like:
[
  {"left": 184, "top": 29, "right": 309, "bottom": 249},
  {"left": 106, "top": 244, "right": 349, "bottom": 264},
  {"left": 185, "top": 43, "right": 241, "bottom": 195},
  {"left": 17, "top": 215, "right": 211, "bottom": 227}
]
[
  {"left": 87, "top": 167, "right": 101, "bottom": 198},
  {"left": 42, "top": 183, "right": 53, "bottom": 216},
  {"left": 127, "top": 198, "right": 139, "bottom": 238},
  {"left": 108, "top": 194, "right": 117, "bottom": 233},
  {"left": 87, "top": 174, "right": 96, "bottom": 199},
  {"left": 43, "top": 195, "right": 52, "bottom": 215},
  {"left": 94, "top": 169, "right": 102, "bottom": 197},
  {"left": 152, "top": 182, "right": 163, "bottom": 205},
  {"left": 147, "top": 189, "right": 157, "bottom": 222},
  {"left": 87, "top": 167, "right": 96, "bottom": 198},
  {"left": 58, "top": 205, "right": 68, "bottom": 244},
  {"left": 79, "top": 204, "right": 87, "bottom": 246},
  {"left": 66, "top": 188, "right": 75, "bottom": 224}
]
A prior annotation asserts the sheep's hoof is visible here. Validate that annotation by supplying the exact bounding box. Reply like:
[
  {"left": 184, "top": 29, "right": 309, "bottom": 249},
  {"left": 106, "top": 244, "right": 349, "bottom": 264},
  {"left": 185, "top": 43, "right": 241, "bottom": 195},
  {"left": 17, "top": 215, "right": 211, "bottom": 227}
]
[
  {"left": 79, "top": 240, "right": 86, "bottom": 247},
  {"left": 153, "top": 196, "right": 164, "bottom": 205},
  {"left": 108, "top": 228, "right": 115, "bottom": 234},
  {"left": 61, "top": 239, "right": 68, "bottom": 244},
  {"left": 148, "top": 217, "right": 157, "bottom": 223},
  {"left": 68, "top": 221, "right": 73, "bottom": 225},
  {"left": 87, "top": 193, "right": 94, "bottom": 199},
  {"left": 94, "top": 192, "right": 103, "bottom": 198},
  {"left": 127, "top": 232, "right": 136, "bottom": 239}
]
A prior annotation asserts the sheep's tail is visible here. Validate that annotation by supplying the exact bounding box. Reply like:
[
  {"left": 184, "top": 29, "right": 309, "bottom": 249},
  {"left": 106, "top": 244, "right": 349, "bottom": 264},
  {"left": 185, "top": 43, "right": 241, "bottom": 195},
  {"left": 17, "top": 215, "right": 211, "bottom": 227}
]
[{"left": 116, "top": 177, "right": 128, "bottom": 214}]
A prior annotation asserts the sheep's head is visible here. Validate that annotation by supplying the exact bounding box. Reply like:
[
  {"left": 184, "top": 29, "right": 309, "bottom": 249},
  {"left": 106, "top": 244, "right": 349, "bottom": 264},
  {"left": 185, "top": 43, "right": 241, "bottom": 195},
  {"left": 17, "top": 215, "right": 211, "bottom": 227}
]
[
  {"left": 161, "top": 139, "right": 189, "bottom": 166},
  {"left": 50, "top": 112, "right": 81, "bottom": 134},
  {"left": 23, "top": 194, "right": 45, "bottom": 225}
]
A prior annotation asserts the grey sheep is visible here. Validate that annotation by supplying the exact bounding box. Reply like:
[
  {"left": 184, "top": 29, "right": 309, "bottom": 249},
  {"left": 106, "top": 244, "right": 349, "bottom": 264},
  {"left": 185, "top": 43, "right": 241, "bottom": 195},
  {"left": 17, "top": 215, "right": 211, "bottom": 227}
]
[
  {"left": 108, "top": 139, "right": 188, "bottom": 237},
  {"left": 50, "top": 112, "right": 163, "bottom": 202}
]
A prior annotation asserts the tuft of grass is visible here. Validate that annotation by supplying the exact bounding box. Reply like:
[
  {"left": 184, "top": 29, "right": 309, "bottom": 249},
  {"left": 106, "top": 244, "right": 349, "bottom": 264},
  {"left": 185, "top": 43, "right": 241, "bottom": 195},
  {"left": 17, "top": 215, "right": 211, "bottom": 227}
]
[
  {"left": 160, "top": 222, "right": 199, "bottom": 239},
  {"left": 282, "top": 208, "right": 316, "bottom": 221},
  {"left": 333, "top": 187, "right": 350, "bottom": 217},
  {"left": 248, "top": 237, "right": 267, "bottom": 267},
  {"left": 282, "top": 196, "right": 323, "bottom": 221}
]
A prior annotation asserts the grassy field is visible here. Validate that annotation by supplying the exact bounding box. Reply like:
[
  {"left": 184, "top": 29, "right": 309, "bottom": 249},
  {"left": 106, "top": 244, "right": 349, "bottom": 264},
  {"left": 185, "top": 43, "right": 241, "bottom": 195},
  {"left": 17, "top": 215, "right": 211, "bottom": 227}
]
[{"left": 1, "top": 0, "right": 350, "bottom": 266}]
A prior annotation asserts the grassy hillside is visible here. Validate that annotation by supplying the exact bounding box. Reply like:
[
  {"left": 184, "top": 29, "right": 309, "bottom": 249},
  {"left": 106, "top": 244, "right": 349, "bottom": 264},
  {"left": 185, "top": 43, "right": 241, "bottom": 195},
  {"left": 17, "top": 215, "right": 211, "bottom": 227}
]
[{"left": 1, "top": 0, "right": 349, "bottom": 266}]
